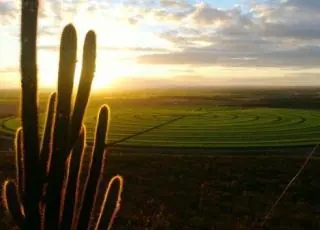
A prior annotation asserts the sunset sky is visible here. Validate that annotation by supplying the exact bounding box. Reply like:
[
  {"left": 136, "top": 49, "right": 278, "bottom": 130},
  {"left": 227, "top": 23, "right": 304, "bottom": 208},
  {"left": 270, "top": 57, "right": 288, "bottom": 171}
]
[{"left": 0, "top": 0, "right": 320, "bottom": 89}]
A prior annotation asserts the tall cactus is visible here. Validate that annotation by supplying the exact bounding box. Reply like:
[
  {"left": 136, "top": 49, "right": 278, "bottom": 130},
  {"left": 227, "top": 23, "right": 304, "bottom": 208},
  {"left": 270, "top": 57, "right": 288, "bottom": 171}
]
[
  {"left": 2, "top": 0, "right": 124, "bottom": 229},
  {"left": 20, "top": 0, "right": 41, "bottom": 227}
]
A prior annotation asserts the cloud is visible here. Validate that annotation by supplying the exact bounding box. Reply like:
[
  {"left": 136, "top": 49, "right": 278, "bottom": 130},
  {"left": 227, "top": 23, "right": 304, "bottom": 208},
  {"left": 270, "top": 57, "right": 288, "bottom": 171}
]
[
  {"left": 38, "top": 45, "right": 170, "bottom": 54},
  {"left": 249, "top": 0, "right": 320, "bottom": 39},
  {"left": 261, "top": 22, "right": 320, "bottom": 40},
  {"left": 160, "top": 0, "right": 190, "bottom": 9},
  {"left": 0, "top": 0, "right": 19, "bottom": 24},
  {"left": 137, "top": 45, "right": 320, "bottom": 68},
  {"left": 1, "top": 0, "right": 320, "bottom": 71},
  {"left": 288, "top": 0, "right": 320, "bottom": 10},
  {"left": 135, "top": 0, "right": 320, "bottom": 68},
  {"left": 0, "top": 0, "right": 16, "bottom": 14},
  {"left": 221, "top": 73, "right": 320, "bottom": 86},
  {"left": 0, "top": 66, "right": 18, "bottom": 74},
  {"left": 188, "top": 3, "right": 229, "bottom": 26},
  {"left": 128, "top": 17, "right": 139, "bottom": 25},
  {"left": 111, "top": 75, "right": 213, "bottom": 89},
  {"left": 107, "top": 72, "right": 320, "bottom": 88}
]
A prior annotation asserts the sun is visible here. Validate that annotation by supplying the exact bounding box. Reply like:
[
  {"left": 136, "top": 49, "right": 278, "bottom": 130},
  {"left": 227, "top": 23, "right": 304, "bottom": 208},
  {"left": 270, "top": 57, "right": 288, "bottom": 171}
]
[
  {"left": 91, "top": 62, "right": 120, "bottom": 90},
  {"left": 37, "top": 4, "right": 145, "bottom": 90},
  {"left": 37, "top": 56, "right": 118, "bottom": 90},
  {"left": 37, "top": 50, "right": 140, "bottom": 90},
  {"left": 91, "top": 60, "right": 140, "bottom": 90},
  {"left": 72, "top": 58, "right": 125, "bottom": 91}
]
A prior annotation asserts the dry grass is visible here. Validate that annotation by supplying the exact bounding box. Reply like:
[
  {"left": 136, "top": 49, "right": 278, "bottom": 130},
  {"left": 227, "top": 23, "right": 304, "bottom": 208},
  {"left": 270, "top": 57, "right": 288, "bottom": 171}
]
[{"left": 1, "top": 150, "right": 320, "bottom": 229}]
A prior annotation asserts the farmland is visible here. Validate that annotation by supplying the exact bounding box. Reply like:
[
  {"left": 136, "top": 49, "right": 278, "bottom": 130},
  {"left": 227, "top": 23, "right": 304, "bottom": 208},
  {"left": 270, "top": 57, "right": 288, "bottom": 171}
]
[
  {"left": 0, "top": 87, "right": 320, "bottom": 229},
  {"left": 2, "top": 106, "right": 320, "bottom": 148},
  {"left": 1, "top": 87, "right": 320, "bottom": 149}
]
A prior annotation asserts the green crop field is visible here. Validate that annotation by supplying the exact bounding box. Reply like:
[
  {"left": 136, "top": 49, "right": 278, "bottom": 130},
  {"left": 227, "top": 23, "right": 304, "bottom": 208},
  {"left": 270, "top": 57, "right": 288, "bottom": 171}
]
[
  {"left": 1, "top": 88, "right": 320, "bottom": 149},
  {"left": 2, "top": 107, "right": 319, "bottom": 147}
]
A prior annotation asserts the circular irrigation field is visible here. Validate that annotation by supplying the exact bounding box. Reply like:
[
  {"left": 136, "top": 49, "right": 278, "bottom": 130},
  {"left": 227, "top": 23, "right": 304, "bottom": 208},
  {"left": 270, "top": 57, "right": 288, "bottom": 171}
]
[{"left": 1, "top": 107, "right": 320, "bottom": 148}]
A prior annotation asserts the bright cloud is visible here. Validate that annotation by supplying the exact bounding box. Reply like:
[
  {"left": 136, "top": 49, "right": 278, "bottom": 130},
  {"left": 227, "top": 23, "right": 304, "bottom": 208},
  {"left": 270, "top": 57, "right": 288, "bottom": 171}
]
[{"left": 0, "top": 0, "right": 320, "bottom": 89}]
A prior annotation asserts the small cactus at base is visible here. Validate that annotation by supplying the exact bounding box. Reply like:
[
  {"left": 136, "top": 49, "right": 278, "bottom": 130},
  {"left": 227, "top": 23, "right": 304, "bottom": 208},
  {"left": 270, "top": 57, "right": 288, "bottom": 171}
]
[{"left": 2, "top": 0, "right": 124, "bottom": 229}]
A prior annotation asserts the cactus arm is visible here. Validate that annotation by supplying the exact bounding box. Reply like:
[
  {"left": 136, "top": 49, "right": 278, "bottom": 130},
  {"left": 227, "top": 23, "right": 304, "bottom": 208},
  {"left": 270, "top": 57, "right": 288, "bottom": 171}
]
[
  {"left": 69, "top": 31, "right": 96, "bottom": 150},
  {"left": 95, "top": 176, "right": 123, "bottom": 230},
  {"left": 15, "top": 128, "right": 24, "bottom": 197},
  {"left": 2, "top": 180, "right": 25, "bottom": 228},
  {"left": 40, "top": 92, "right": 57, "bottom": 176},
  {"left": 60, "top": 126, "right": 86, "bottom": 230},
  {"left": 51, "top": 24, "right": 77, "bottom": 163},
  {"left": 75, "top": 106, "right": 109, "bottom": 230},
  {"left": 37, "top": 92, "right": 56, "bottom": 216},
  {"left": 44, "top": 24, "right": 77, "bottom": 230}
]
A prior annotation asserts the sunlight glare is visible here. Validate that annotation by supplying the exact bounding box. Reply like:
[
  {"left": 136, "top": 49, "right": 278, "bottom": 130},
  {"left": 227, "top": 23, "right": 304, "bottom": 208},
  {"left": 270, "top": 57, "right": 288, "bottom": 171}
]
[{"left": 92, "top": 60, "right": 140, "bottom": 90}]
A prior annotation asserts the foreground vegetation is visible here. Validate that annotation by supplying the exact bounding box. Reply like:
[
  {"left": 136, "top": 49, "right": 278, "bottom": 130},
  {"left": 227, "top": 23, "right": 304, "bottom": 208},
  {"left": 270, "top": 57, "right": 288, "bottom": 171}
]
[{"left": 1, "top": 1, "right": 122, "bottom": 229}]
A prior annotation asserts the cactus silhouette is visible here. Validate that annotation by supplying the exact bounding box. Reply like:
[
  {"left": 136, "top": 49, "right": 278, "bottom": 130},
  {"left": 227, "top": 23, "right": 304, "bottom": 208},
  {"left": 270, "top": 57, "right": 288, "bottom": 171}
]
[{"left": 2, "top": 1, "right": 124, "bottom": 229}]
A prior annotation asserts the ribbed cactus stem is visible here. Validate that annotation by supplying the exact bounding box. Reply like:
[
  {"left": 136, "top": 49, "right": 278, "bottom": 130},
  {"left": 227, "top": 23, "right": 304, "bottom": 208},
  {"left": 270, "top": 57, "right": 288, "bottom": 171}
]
[
  {"left": 51, "top": 23, "right": 77, "bottom": 161},
  {"left": 2, "top": 180, "right": 25, "bottom": 227},
  {"left": 40, "top": 92, "right": 57, "bottom": 176},
  {"left": 37, "top": 92, "right": 56, "bottom": 215},
  {"left": 20, "top": 1, "right": 41, "bottom": 228},
  {"left": 44, "top": 24, "right": 77, "bottom": 230},
  {"left": 69, "top": 31, "right": 96, "bottom": 150},
  {"left": 95, "top": 175, "right": 124, "bottom": 230},
  {"left": 14, "top": 128, "right": 24, "bottom": 197},
  {"left": 4, "top": 2, "right": 124, "bottom": 229},
  {"left": 60, "top": 126, "right": 86, "bottom": 230},
  {"left": 76, "top": 106, "right": 109, "bottom": 230}
]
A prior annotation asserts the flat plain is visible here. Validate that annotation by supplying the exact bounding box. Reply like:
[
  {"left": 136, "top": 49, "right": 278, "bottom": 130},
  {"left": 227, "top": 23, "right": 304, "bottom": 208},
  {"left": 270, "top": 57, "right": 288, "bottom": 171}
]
[{"left": 0, "top": 87, "right": 320, "bottom": 229}]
